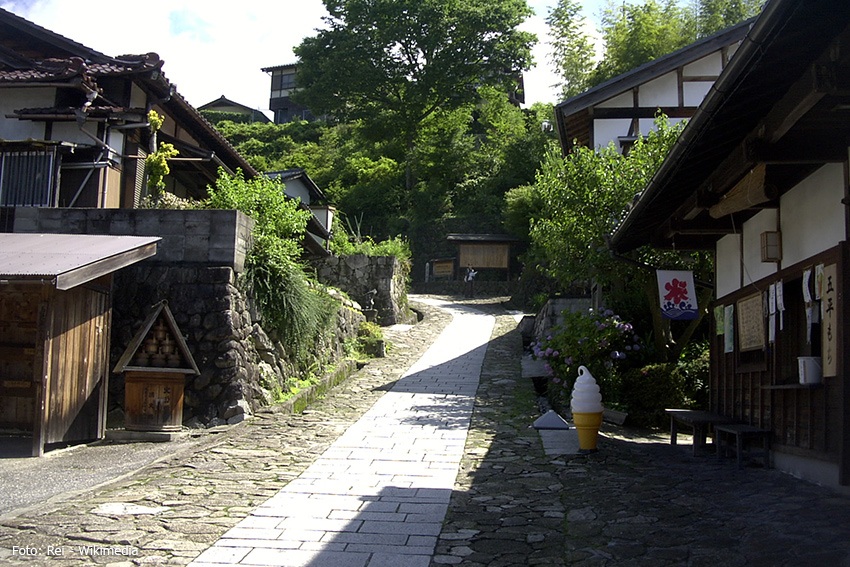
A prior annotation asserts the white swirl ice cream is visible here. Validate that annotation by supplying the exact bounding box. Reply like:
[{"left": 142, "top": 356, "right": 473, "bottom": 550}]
[{"left": 571, "top": 365, "right": 603, "bottom": 414}]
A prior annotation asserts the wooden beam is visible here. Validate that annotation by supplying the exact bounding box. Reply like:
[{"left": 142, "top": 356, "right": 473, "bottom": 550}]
[
  {"left": 54, "top": 242, "right": 158, "bottom": 291},
  {"left": 591, "top": 106, "right": 697, "bottom": 119},
  {"left": 758, "top": 62, "right": 850, "bottom": 144},
  {"left": 747, "top": 136, "right": 850, "bottom": 164}
]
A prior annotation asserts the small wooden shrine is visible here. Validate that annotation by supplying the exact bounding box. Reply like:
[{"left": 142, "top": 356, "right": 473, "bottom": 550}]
[{"left": 113, "top": 301, "right": 199, "bottom": 432}]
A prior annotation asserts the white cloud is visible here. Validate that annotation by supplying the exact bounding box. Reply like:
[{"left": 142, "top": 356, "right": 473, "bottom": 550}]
[{"left": 0, "top": 0, "right": 606, "bottom": 112}]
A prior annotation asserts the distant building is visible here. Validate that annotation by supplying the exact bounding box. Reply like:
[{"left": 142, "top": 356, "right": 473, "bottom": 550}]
[
  {"left": 198, "top": 95, "right": 270, "bottom": 124},
  {"left": 261, "top": 64, "right": 314, "bottom": 124}
]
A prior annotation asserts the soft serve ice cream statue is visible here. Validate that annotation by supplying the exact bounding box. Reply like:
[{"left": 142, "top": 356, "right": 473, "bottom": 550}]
[{"left": 571, "top": 366, "right": 604, "bottom": 452}]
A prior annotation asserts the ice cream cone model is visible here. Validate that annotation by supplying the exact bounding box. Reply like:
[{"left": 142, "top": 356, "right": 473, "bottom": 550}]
[{"left": 571, "top": 366, "right": 604, "bottom": 452}]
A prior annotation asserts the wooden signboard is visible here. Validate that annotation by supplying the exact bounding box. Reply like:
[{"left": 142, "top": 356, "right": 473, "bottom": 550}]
[
  {"left": 821, "top": 263, "right": 838, "bottom": 377},
  {"left": 737, "top": 293, "right": 765, "bottom": 352},
  {"left": 458, "top": 243, "right": 509, "bottom": 269}
]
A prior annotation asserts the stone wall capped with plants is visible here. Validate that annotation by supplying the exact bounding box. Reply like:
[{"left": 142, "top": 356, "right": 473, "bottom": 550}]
[{"left": 110, "top": 264, "right": 363, "bottom": 428}]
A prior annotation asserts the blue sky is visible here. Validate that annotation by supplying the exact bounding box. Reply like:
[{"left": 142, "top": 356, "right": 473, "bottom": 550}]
[{"left": 0, "top": 0, "right": 611, "bottom": 114}]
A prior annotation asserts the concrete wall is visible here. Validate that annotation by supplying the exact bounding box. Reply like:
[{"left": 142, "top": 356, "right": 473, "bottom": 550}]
[{"left": 14, "top": 207, "right": 254, "bottom": 271}]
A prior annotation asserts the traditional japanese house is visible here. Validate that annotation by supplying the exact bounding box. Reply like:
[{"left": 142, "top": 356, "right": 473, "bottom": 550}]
[
  {"left": 610, "top": 0, "right": 850, "bottom": 489},
  {"left": 554, "top": 19, "right": 751, "bottom": 154}
]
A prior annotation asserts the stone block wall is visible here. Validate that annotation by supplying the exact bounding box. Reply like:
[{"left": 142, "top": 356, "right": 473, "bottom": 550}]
[
  {"left": 315, "top": 254, "right": 416, "bottom": 326},
  {"left": 110, "top": 264, "right": 363, "bottom": 428}
]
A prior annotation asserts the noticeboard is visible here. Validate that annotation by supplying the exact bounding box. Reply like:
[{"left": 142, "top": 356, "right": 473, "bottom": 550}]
[{"left": 737, "top": 293, "right": 765, "bottom": 352}]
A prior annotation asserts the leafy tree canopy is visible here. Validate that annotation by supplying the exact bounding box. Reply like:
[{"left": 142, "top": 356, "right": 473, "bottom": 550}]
[
  {"left": 548, "top": 0, "right": 764, "bottom": 98},
  {"left": 294, "top": 0, "right": 536, "bottom": 147}
]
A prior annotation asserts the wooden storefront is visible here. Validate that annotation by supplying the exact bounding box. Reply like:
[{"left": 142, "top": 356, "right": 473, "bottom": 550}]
[
  {"left": 712, "top": 243, "right": 848, "bottom": 474},
  {"left": 0, "top": 233, "right": 159, "bottom": 456}
]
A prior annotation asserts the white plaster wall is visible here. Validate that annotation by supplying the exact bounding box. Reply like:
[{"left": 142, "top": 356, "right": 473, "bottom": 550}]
[
  {"left": 683, "top": 52, "right": 723, "bottom": 76},
  {"left": 283, "top": 179, "right": 310, "bottom": 205},
  {"left": 593, "top": 119, "right": 632, "bottom": 149},
  {"left": 0, "top": 89, "right": 55, "bottom": 140},
  {"left": 638, "top": 73, "right": 679, "bottom": 107},
  {"left": 780, "top": 163, "right": 845, "bottom": 268},
  {"left": 637, "top": 117, "right": 685, "bottom": 135},
  {"left": 52, "top": 121, "right": 102, "bottom": 147},
  {"left": 596, "top": 91, "right": 633, "bottom": 108},
  {"left": 742, "top": 209, "right": 779, "bottom": 285},
  {"left": 716, "top": 234, "right": 741, "bottom": 299},
  {"left": 683, "top": 81, "right": 712, "bottom": 106},
  {"left": 131, "top": 84, "right": 147, "bottom": 109}
]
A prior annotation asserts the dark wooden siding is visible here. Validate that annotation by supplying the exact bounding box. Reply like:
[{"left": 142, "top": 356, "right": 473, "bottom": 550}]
[
  {"left": 711, "top": 244, "right": 846, "bottom": 466},
  {"left": 44, "top": 277, "right": 111, "bottom": 444}
]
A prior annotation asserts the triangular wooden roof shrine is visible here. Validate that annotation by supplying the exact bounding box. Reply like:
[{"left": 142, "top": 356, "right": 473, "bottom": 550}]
[{"left": 113, "top": 300, "right": 199, "bottom": 375}]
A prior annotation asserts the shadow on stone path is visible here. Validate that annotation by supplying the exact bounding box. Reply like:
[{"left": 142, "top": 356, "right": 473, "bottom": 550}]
[{"left": 1, "top": 296, "right": 849, "bottom": 566}]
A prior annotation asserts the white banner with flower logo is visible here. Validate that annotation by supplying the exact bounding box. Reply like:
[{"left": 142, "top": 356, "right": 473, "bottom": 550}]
[{"left": 657, "top": 270, "right": 698, "bottom": 320}]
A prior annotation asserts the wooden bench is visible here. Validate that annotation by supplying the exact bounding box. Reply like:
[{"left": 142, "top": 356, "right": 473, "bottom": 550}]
[
  {"left": 665, "top": 409, "right": 734, "bottom": 456},
  {"left": 715, "top": 424, "right": 771, "bottom": 469}
]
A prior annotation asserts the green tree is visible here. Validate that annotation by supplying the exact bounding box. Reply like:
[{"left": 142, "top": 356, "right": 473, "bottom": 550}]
[
  {"left": 547, "top": 0, "right": 596, "bottom": 98},
  {"left": 547, "top": 0, "right": 764, "bottom": 93},
  {"left": 527, "top": 116, "right": 711, "bottom": 361},
  {"left": 591, "top": 0, "right": 695, "bottom": 85},
  {"left": 696, "top": 0, "right": 763, "bottom": 36},
  {"left": 294, "top": 0, "right": 536, "bottom": 190}
]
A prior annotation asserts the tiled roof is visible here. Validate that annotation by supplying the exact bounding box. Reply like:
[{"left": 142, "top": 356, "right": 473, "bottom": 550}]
[{"left": 0, "top": 53, "right": 162, "bottom": 85}]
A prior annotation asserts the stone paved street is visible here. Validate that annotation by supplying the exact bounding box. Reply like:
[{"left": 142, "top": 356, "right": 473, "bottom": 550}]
[{"left": 0, "top": 296, "right": 849, "bottom": 566}]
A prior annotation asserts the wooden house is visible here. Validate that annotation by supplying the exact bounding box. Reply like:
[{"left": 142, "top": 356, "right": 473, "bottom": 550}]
[
  {"left": 261, "top": 63, "right": 315, "bottom": 124},
  {"left": 610, "top": 0, "right": 850, "bottom": 489},
  {"left": 554, "top": 20, "right": 750, "bottom": 154},
  {"left": 0, "top": 6, "right": 257, "bottom": 231},
  {"left": 0, "top": 233, "right": 159, "bottom": 456},
  {"left": 198, "top": 95, "right": 271, "bottom": 124}
]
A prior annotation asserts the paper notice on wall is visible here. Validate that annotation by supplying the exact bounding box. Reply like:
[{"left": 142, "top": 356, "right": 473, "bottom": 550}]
[
  {"left": 724, "top": 304, "right": 735, "bottom": 354},
  {"left": 815, "top": 264, "right": 825, "bottom": 300},
  {"left": 714, "top": 305, "right": 725, "bottom": 336},
  {"left": 803, "top": 269, "right": 813, "bottom": 303}
]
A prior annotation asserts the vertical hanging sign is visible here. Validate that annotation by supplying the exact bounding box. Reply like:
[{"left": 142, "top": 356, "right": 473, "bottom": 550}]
[
  {"left": 821, "top": 263, "right": 838, "bottom": 377},
  {"left": 657, "top": 270, "right": 698, "bottom": 320}
]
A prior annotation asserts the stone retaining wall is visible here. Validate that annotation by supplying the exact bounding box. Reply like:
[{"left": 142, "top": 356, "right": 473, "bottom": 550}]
[
  {"left": 315, "top": 254, "right": 416, "bottom": 326},
  {"left": 109, "top": 264, "right": 364, "bottom": 428}
]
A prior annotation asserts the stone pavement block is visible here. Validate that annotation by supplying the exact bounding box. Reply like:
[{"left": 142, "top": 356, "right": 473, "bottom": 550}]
[
  {"left": 215, "top": 539, "right": 300, "bottom": 550},
  {"left": 358, "top": 520, "right": 443, "bottom": 536},
  {"left": 275, "top": 517, "right": 361, "bottom": 532},
  {"left": 243, "top": 547, "right": 370, "bottom": 567},
  {"left": 367, "top": 552, "right": 432, "bottom": 567},
  {"left": 325, "top": 531, "right": 408, "bottom": 546},
  {"left": 192, "top": 546, "right": 250, "bottom": 563}
]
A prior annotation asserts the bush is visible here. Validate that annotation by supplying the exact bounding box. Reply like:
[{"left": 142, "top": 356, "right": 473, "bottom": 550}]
[
  {"left": 618, "top": 363, "right": 687, "bottom": 428},
  {"left": 672, "top": 340, "right": 710, "bottom": 409},
  {"left": 531, "top": 308, "right": 643, "bottom": 410}
]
